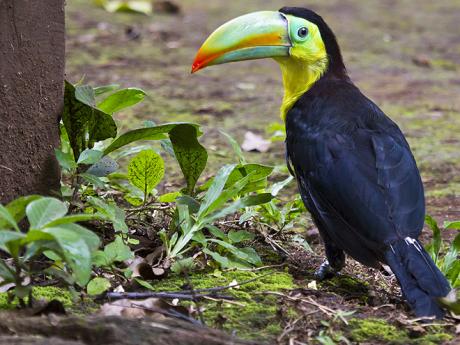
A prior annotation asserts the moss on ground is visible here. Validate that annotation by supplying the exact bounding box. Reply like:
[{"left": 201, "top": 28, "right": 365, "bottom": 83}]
[
  {"left": 348, "top": 318, "right": 452, "bottom": 345},
  {"left": 149, "top": 269, "right": 296, "bottom": 339},
  {"left": 0, "top": 287, "right": 73, "bottom": 310},
  {"left": 320, "top": 275, "right": 370, "bottom": 303}
]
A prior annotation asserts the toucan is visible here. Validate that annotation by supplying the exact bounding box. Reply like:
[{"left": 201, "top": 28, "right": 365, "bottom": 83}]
[{"left": 191, "top": 7, "right": 451, "bottom": 318}]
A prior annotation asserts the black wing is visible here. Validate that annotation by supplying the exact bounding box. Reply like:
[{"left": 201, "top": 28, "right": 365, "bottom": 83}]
[{"left": 286, "top": 82, "right": 425, "bottom": 266}]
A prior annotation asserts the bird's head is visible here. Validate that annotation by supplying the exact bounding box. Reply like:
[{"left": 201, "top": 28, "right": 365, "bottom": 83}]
[{"left": 192, "top": 7, "right": 347, "bottom": 120}]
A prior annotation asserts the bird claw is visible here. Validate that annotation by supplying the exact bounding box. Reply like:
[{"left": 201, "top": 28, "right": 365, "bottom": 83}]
[{"left": 314, "top": 260, "right": 339, "bottom": 281}]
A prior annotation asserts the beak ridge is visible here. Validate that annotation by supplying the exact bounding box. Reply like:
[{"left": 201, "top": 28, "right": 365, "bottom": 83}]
[{"left": 192, "top": 11, "right": 291, "bottom": 73}]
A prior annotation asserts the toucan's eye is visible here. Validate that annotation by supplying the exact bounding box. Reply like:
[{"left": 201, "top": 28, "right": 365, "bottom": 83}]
[{"left": 297, "top": 27, "right": 308, "bottom": 38}]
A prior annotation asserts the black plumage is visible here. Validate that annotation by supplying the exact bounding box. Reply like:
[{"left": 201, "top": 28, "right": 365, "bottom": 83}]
[{"left": 280, "top": 7, "right": 451, "bottom": 318}]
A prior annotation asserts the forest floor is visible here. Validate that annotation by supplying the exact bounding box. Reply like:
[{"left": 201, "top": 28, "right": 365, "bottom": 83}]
[{"left": 3, "top": 0, "right": 460, "bottom": 344}]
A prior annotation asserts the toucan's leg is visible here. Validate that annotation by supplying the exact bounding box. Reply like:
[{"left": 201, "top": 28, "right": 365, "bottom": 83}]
[{"left": 315, "top": 237, "right": 346, "bottom": 280}]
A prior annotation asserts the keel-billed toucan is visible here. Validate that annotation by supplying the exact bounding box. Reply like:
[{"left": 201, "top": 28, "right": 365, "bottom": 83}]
[{"left": 192, "top": 7, "right": 451, "bottom": 318}]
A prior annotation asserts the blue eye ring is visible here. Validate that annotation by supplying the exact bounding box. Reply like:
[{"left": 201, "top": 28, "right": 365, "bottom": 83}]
[{"left": 297, "top": 27, "right": 308, "bottom": 38}]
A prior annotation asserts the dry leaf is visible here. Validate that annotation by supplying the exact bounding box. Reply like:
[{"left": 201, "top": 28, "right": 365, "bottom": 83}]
[
  {"left": 99, "top": 298, "right": 190, "bottom": 321},
  {"left": 241, "top": 131, "right": 271, "bottom": 153}
]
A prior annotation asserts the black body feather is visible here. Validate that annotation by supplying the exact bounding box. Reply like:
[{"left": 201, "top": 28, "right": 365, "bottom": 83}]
[{"left": 280, "top": 7, "right": 451, "bottom": 318}]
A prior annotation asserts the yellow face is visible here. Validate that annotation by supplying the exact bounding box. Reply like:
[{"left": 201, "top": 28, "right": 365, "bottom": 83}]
[{"left": 275, "top": 15, "right": 328, "bottom": 120}]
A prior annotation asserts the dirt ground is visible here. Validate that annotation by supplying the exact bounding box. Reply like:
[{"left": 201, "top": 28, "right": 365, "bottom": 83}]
[{"left": 55, "top": 0, "right": 460, "bottom": 343}]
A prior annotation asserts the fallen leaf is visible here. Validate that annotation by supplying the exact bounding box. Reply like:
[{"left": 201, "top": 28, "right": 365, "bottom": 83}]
[
  {"left": 241, "top": 131, "right": 271, "bottom": 153},
  {"left": 99, "top": 298, "right": 190, "bottom": 321},
  {"left": 307, "top": 280, "right": 318, "bottom": 290}
]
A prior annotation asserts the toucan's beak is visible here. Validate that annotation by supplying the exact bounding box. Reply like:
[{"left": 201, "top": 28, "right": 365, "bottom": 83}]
[{"left": 191, "top": 11, "right": 291, "bottom": 73}]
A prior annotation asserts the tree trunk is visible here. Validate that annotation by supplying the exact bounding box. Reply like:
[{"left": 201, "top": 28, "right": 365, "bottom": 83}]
[
  {"left": 0, "top": 315, "right": 264, "bottom": 345},
  {"left": 0, "top": 0, "right": 65, "bottom": 204}
]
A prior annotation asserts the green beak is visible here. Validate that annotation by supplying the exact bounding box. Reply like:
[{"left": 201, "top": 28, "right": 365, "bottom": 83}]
[{"left": 191, "top": 11, "right": 291, "bottom": 73}]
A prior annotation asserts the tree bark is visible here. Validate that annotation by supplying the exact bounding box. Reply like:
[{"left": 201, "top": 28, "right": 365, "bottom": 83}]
[
  {"left": 0, "top": 315, "right": 264, "bottom": 345},
  {"left": 0, "top": 0, "right": 64, "bottom": 204}
]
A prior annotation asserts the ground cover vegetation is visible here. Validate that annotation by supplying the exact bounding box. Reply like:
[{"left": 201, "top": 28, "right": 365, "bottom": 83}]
[{"left": 1, "top": 0, "right": 460, "bottom": 343}]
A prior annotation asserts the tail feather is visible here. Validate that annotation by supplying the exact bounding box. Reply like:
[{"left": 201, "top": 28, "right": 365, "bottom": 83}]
[{"left": 385, "top": 238, "right": 451, "bottom": 319}]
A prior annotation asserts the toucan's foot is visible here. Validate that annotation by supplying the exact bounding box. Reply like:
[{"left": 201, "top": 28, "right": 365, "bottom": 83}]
[{"left": 314, "top": 260, "right": 340, "bottom": 281}]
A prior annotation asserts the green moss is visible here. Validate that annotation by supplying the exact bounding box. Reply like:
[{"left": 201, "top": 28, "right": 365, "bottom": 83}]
[
  {"left": 349, "top": 318, "right": 409, "bottom": 344},
  {"left": 149, "top": 269, "right": 295, "bottom": 339},
  {"left": 349, "top": 318, "right": 452, "bottom": 345},
  {"left": 320, "top": 275, "right": 370, "bottom": 303},
  {"left": 0, "top": 287, "right": 73, "bottom": 310}
]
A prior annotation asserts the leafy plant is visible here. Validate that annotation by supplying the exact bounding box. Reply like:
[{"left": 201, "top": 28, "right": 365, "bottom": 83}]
[
  {"left": 425, "top": 215, "right": 460, "bottom": 288},
  {"left": 0, "top": 196, "right": 100, "bottom": 303},
  {"left": 161, "top": 164, "right": 273, "bottom": 267}
]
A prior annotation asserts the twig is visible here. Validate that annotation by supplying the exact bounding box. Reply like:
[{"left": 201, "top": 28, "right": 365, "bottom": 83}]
[
  {"left": 102, "top": 271, "right": 274, "bottom": 301},
  {"left": 130, "top": 303, "right": 202, "bottom": 325},
  {"left": 101, "top": 291, "right": 235, "bottom": 301},
  {"left": 223, "top": 263, "right": 287, "bottom": 272}
]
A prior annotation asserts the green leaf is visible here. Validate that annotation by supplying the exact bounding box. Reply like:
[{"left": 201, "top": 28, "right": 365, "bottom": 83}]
[
  {"left": 270, "top": 176, "right": 294, "bottom": 196},
  {"left": 207, "top": 225, "right": 227, "bottom": 241},
  {"left": 44, "top": 214, "right": 101, "bottom": 227},
  {"left": 209, "top": 239, "right": 261, "bottom": 266},
  {"left": 77, "top": 149, "right": 103, "bottom": 165},
  {"left": 55, "top": 149, "right": 77, "bottom": 171},
  {"left": 63, "top": 81, "right": 117, "bottom": 159},
  {"left": 228, "top": 230, "right": 254, "bottom": 244},
  {"left": 87, "top": 197, "right": 128, "bottom": 233},
  {"left": 42, "top": 226, "right": 94, "bottom": 286},
  {"left": 425, "top": 215, "right": 442, "bottom": 263},
  {"left": 86, "top": 156, "right": 119, "bottom": 177},
  {"left": 102, "top": 123, "right": 201, "bottom": 156},
  {"left": 98, "top": 88, "right": 146, "bottom": 114},
  {"left": 158, "top": 191, "right": 181, "bottom": 203},
  {"left": 128, "top": 150, "right": 164, "bottom": 198},
  {"left": 26, "top": 198, "right": 68, "bottom": 229},
  {"left": 1, "top": 195, "right": 41, "bottom": 226},
  {"left": 220, "top": 130, "right": 246, "bottom": 164},
  {"left": 0, "top": 231, "right": 25, "bottom": 255},
  {"left": 198, "top": 164, "right": 236, "bottom": 217},
  {"left": 171, "top": 257, "right": 195, "bottom": 274},
  {"left": 87, "top": 277, "right": 111, "bottom": 295},
  {"left": 94, "top": 84, "right": 120, "bottom": 96},
  {"left": 0, "top": 205, "right": 19, "bottom": 231},
  {"left": 0, "top": 260, "right": 15, "bottom": 282},
  {"left": 75, "top": 84, "right": 96, "bottom": 107},
  {"left": 444, "top": 221, "right": 460, "bottom": 230},
  {"left": 204, "top": 193, "right": 273, "bottom": 224},
  {"left": 135, "top": 278, "right": 156, "bottom": 290},
  {"left": 79, "top": 173, "right": 106, "bottom": 189},
  {"left": 225, "top": 164, "right": 274, "bottom": 194},
  {"left": 103, "top": 236, "right": 133, "bottom": 264},
  {"left": 169, "top": 125, "right": 208, "bottom": 194}
]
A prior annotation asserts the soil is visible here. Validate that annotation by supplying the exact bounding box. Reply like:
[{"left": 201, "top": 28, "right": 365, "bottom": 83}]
[
  {"left": 3, "top": 0, "right": 460, "bottom": 344},
  {"left": 0, "top": 0, "right": 64, "bottom": 203}
]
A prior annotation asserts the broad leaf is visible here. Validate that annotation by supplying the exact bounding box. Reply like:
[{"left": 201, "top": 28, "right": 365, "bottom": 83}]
[
  {"left": 445, "top": 221, "right": 460, "bottom": 230},
  {"left": 128, "top": 150, "right": 164, "bottom": 198},
  {"left": 94, "top": 84, "right": 120, "bottom": 96},
  {"left": 26, "top": 198, "right": 68, "bottom": 230},
  {"left": 98, "top": 88, "right": 146, "bottom": 114},
  {"left": 228, "top": 230, "right": 254, "bottom": 243},
  {"left": 43, "top": 225, "right": 96, "bottom": 286},
  {"left": 103, "top": 236, "right": 133, "bottom": 263},
  {"left": 87, "top": 277, "right": 111, "bottom": 295},
  {"left": 88, "top": 197, "right": 128, "bottom": 233},
  {"left": 86, "top": 156, "right": 119, "bottom": 177},
  {"left": 102, "top": 123, "right": 201, "bottom": 156},
  {"left": 1, "top": 195, "right": 41, "bottom": 225},
  {"left": 0, "top": 205, "right": 19, "bottom": 231},
  {"left": 77, "top": 149, "right": 103, "bottom": 165},
  {"left": 55, "top": 149, "right": 77, "bottom": 171},
  {"left": 169, "top": 125, "right": 208, "bottom": 194},
  {"left": 63, "top": 81, "right": 117, "bottom": 159}
]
